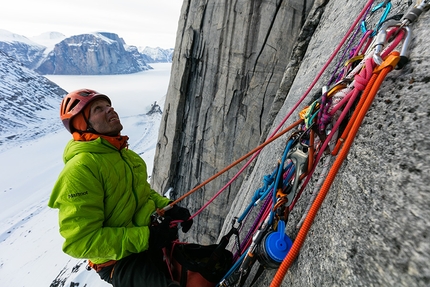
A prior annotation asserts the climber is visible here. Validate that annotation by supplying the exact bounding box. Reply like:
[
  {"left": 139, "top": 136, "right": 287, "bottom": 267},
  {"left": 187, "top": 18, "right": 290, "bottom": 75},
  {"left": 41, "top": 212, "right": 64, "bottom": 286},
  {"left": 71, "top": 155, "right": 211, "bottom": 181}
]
[{"left": 48, "top": 89, "right": 193, "bottom": 287}]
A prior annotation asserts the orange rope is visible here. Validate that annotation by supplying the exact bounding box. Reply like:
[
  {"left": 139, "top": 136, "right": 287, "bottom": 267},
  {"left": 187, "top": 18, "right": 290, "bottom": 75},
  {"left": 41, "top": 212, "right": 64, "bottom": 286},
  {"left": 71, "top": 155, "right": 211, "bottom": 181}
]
[
  {"left": 168, "top": 119, "right": 303, "bottom": 207},
  {"left": 270, "top": 52, "right": 400, "bottom": 287},
  {"left": 331, "top": 74, "right": 377, "bottom": 155}
]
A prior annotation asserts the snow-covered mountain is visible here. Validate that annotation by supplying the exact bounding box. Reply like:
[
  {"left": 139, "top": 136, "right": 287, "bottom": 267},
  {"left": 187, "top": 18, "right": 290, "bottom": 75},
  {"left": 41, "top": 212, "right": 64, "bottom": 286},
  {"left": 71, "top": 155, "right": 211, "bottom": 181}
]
[
  {"left": 0, "top": 50, "right": 67, "bottom": 151},
  {"left": 36, "top": 32, "right": 152, "bottom": 75},
  {"left": 0, "top": 47, "right": 166, "bottom": 286},
  {"left": 0, "top": 29, "right": 174, "bottom": 75},
  {"left": 30, "top": 31, "right": 67, "bottom": 52},
  {"left": 139, "top": 46, "right": 174, "bottom": 63},
  {"left": 0, "top": 29, "right": 46, "bottom": 69}
]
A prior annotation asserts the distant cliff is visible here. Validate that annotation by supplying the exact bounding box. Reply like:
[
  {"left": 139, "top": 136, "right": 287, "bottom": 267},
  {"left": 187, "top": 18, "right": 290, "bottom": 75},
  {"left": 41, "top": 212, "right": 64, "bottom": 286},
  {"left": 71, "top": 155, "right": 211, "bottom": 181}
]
[
  {"left": 0, "top": 30, "right": 174, "bottom": 75},
  {"left": 36, "top": 33, "right": 151, "bottom": 75},
  {"left": 153, "top": 0, "right": 430, "bottom": 286},
  {"left": 153, "top": 0, "right": 315, "bottom": 242},
  {"left": 141, "top": 46, "right": 174, "bottom": 63}
]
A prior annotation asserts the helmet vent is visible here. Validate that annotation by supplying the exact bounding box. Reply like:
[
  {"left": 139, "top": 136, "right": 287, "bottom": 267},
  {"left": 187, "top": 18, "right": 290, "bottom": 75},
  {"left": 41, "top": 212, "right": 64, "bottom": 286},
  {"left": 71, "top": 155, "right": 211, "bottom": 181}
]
[
  {"left": 68, "top": 99, "right": 80, "bottom": 113},
  {"left": 62, "top": 98, "right": 70, "bottom": 115},
  {"left": 78, "top": 91, "right": 92, "bottom": 97}
]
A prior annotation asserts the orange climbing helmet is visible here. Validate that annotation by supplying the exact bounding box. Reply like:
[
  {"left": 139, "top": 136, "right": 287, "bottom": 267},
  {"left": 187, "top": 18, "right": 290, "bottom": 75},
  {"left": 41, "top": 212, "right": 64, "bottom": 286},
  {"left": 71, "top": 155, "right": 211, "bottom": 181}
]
[{"left": 60, "top": 89, "right": 111, "bottom": 133}]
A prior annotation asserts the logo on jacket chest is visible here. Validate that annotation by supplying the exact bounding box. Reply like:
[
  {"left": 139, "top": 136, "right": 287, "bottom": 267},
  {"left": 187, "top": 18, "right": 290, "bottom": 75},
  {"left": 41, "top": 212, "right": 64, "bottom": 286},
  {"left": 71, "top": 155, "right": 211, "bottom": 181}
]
[{"left": 68, "top": 191, "right": 89, "bottom": 199}]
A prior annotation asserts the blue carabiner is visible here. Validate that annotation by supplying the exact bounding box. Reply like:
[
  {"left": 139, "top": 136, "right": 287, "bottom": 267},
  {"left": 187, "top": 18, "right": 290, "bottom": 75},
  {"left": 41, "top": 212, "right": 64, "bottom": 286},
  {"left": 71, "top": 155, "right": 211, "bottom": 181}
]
[{"left": 360, "top": 0, "right": 392, "bottom": 36}]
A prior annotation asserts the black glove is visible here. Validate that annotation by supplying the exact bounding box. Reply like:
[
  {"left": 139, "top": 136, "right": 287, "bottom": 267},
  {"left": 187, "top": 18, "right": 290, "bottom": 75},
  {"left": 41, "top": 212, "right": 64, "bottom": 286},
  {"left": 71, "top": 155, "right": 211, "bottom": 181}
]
[
  {"left": 164, "top": 204, "right": 193, "bottom": 233},
  {"left": 149, "top": 216, "right": 177, "bottom": 249}
]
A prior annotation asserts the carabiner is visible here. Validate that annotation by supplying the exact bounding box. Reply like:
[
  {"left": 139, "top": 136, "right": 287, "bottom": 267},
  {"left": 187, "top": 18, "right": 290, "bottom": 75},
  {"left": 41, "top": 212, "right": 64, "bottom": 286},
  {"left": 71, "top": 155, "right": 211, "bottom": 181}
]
[
  {"left": 373, "top": 19, "right": 397, "bottom": 65},
  {"left": 231, "top": 216, "right": 242, "bottom": 231},
  {"left": 396, "top": 26, "right": 411, "bottom": 69},
  {"left": 372, "top": 19, "right": 411, "bottom": 68},
  {"left": 284, "top": 142, "right": 309, "bottom": 206},
  {"left": 299, "top": 100, "right": 320, "bottom": 129},
  {"left": 361, "top": 0, "right": 392, "bottom": 36}
]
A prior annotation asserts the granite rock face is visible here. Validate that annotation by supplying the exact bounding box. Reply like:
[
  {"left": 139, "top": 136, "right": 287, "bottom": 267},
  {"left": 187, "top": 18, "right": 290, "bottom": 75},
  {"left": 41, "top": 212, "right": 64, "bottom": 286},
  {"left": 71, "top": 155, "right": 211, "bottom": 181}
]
[{"left": 153, "top": 1, "right": 430, "bottom": 286}]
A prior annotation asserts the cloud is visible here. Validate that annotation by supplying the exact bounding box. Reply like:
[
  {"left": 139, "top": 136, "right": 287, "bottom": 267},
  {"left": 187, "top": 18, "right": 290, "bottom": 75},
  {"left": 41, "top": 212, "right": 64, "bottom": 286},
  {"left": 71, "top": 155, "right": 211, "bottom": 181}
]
[{"left": 0, "top": 0, "right": 182, "bottom": 48}]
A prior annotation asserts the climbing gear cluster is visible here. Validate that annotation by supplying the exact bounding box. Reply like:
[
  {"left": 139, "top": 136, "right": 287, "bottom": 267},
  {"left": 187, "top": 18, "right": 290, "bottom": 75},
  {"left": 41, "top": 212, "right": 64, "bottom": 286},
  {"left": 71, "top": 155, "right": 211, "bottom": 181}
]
[{"left": 154, "top": 1, "right": 429, "bottom": 286}]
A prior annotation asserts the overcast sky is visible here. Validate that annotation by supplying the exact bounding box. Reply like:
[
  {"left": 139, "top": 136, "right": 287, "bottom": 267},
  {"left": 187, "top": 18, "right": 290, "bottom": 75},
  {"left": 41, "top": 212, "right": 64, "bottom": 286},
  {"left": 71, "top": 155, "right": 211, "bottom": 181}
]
[{"left": 0, "top": 0, "right": 183, "bottom": 48}]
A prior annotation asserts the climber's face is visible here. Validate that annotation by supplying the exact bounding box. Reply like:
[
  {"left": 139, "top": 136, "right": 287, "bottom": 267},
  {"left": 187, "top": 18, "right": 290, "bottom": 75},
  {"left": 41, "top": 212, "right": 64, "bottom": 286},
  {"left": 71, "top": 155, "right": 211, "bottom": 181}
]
[{"left": 88, "top": 99, "right": 123, "bottom": 136}]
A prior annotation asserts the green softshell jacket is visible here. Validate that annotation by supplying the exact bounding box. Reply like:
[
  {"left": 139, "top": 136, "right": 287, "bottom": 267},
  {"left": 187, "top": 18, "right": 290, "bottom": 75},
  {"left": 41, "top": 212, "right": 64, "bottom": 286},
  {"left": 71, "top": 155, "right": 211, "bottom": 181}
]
[{"left": 48, "top": 137, "right": 170, "bottom": 264}]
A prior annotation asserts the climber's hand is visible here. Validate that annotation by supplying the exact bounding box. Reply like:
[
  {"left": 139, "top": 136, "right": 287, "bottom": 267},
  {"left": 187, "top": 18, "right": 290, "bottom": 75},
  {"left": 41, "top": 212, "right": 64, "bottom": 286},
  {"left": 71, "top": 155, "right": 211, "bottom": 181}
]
[
  {"left": 149, "top": 216, "right": 177, "bottom": 249},
  {"left": 165, "top": 204, "right": 193, "bottom": 233}
]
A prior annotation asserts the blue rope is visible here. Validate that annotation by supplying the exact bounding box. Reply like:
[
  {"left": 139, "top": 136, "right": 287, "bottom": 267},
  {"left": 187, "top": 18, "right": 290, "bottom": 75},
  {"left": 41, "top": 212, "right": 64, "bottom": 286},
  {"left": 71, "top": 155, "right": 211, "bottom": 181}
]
[
  {"left": 219, "top": 139, "right": 295, "bottom": 286},
  {"left": 236, "top": 169, "right": 277, "bottom": 223},
  {"left": 216, "top": 248, "right": 248, "bottom": 287}
]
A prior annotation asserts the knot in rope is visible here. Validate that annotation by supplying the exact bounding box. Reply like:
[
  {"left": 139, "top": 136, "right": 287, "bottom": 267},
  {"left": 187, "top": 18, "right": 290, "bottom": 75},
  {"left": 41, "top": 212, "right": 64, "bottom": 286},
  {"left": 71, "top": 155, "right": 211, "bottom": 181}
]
[
  {"left": 354, "top": 58, "right": 375, "bottom": 90},
  {"left": 262, "top": 174, "right": 274, "bottom": 187},
  {"left": 317, "top": 96, "right": 333, "bottom": 132},
  {"left": 251, "top": 174, "right": 274, "bottom": 203}
]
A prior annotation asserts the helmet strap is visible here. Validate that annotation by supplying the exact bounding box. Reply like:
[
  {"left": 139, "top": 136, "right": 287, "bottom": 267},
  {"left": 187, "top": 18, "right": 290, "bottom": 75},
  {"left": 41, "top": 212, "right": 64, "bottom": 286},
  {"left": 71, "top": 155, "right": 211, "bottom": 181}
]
[{"left": 81, "top": 108, "right": 99, "bottom": 134}]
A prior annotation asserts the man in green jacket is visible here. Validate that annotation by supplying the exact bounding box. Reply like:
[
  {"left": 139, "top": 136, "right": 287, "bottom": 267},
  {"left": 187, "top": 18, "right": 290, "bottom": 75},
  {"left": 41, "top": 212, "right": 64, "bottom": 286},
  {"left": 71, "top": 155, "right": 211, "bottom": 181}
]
[{"left": 49, "top": 89, "right": 192, "bottom": 287}]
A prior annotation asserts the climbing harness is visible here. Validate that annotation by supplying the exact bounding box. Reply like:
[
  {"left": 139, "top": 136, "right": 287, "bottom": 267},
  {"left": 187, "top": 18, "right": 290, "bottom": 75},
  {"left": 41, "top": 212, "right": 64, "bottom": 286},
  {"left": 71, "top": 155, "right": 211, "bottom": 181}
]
[{"left": 153, "top": 1, "right": 429, "bottom": 286}]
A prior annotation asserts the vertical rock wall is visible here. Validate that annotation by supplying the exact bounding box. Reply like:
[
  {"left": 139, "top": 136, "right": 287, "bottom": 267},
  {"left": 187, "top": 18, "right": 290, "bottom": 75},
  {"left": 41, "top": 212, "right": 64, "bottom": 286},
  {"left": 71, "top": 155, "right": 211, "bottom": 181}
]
[
  {"left": 153, "top": 0, "right": 430, "bottom": 286},
  {"left": 152, "top": 0, "right": 315, "bottom": 243}
]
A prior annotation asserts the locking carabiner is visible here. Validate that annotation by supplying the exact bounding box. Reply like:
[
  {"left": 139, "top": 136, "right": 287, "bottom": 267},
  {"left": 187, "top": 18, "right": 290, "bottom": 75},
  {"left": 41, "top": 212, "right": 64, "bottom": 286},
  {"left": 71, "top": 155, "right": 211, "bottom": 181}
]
[
  {"left": 372, "top": 20, "right": 411, "bottom": 69},
  {"left": 284, "top": 142, "right": 309, "bottom": 207}
]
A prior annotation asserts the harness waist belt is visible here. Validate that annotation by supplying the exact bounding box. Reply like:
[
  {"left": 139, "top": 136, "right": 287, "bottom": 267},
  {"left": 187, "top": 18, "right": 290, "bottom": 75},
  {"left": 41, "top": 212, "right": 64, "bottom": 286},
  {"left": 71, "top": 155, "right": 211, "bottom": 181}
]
[{"left": 88, "top": 259, "right": 117, "bottom": 272}]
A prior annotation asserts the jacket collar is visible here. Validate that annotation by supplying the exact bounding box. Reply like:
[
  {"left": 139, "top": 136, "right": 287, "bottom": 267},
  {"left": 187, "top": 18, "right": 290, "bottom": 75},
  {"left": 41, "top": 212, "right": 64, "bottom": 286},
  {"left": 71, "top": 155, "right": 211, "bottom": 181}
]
[{"left": 72, "top": 132, "right": 129, "bottom": 150}]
